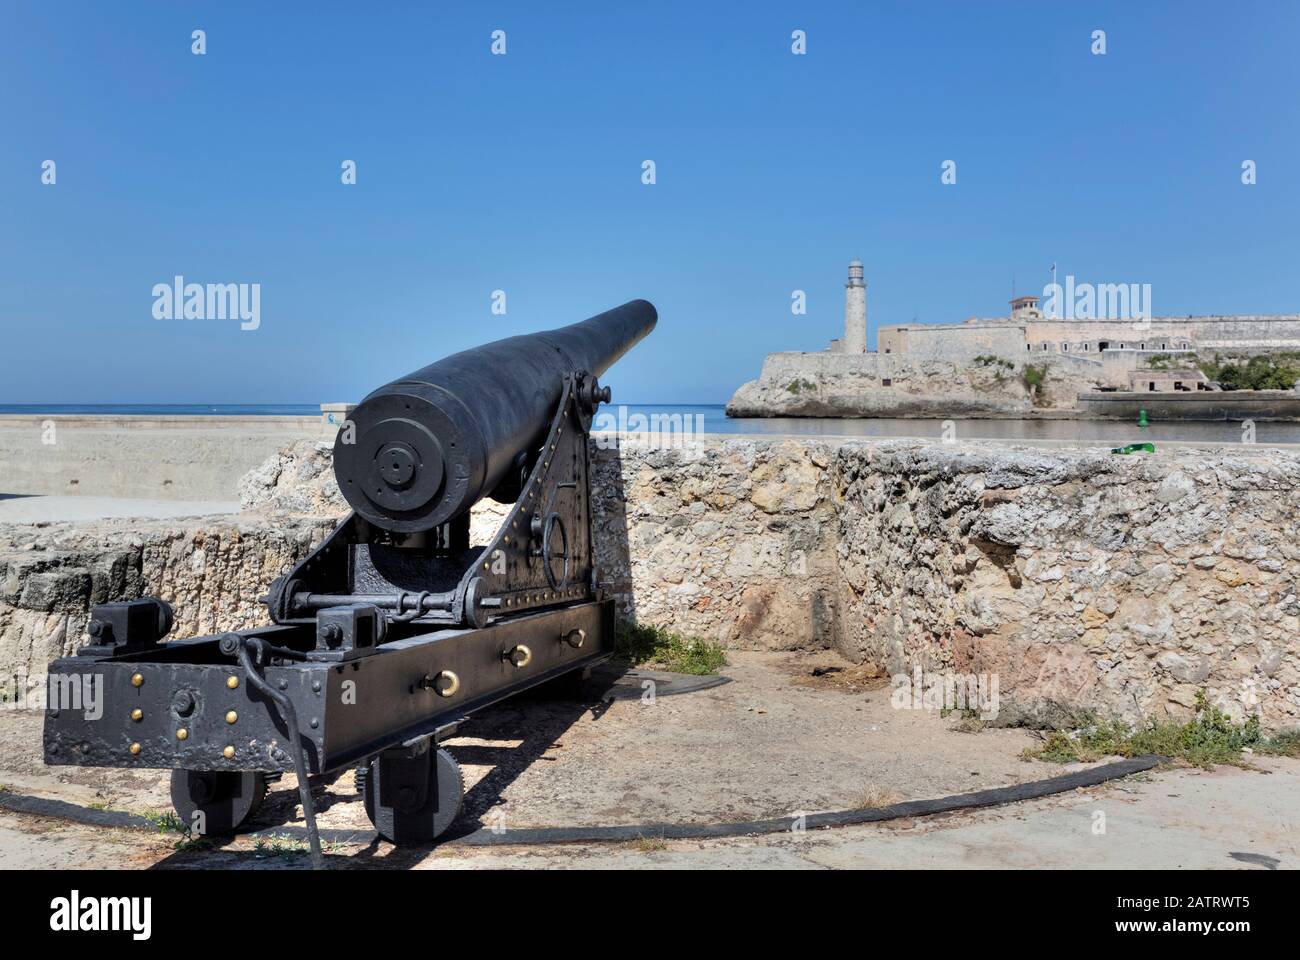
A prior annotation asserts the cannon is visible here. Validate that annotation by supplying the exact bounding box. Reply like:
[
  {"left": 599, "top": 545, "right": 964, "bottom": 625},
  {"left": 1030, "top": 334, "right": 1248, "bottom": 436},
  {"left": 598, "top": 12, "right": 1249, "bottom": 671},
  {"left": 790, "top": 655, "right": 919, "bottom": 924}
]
[{"left": 42, "top": 300, "right": 657, "bottom": 861}]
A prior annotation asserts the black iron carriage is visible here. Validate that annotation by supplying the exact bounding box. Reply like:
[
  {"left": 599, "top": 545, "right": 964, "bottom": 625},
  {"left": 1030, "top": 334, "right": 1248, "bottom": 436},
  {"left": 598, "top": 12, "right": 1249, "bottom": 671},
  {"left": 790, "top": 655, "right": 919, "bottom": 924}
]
[{"left": 42, "top": 300, "right": 656, "bottom": 861}]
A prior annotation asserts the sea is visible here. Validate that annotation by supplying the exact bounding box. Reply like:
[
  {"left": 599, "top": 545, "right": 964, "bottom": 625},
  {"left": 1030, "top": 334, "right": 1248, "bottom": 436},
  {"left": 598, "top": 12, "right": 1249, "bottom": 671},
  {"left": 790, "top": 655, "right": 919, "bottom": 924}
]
[{"left": 2, "top": 403, "right": 1299, "bottom": 445}]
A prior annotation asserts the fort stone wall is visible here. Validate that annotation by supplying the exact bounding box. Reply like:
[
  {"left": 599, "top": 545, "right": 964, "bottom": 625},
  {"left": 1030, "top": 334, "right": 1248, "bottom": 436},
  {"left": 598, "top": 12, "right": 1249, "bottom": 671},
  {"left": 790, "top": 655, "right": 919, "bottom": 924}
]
[{"left": 6, "top": 438, "right": 1297, "bottom": 733}]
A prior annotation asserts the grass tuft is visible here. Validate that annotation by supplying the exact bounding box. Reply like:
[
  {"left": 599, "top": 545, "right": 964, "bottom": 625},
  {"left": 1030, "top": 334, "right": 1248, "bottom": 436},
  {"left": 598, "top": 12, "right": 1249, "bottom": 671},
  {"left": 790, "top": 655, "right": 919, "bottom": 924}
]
[
  {"left": 857, "top": 784, "right": 904, "bottom": 809},
  {"left": 172, "top": 835, "right": 218, "bottom": 854},
  {"left": 140, "top": 809, "right": 186, "bottom": 833},
  {"left": 253, "top": 833, "right": 339, "bottom": 857},
  {"left": 614, "top": 622, "right": 727, "bottom": 676},
  {"left": 1023, "top": 691, "right": 1297, "bottom": 769}
]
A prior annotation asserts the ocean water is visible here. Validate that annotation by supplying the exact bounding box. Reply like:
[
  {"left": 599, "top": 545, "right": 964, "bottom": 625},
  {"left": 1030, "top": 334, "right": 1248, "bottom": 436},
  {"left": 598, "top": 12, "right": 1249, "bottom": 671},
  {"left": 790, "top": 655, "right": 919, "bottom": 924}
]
[{"left": 3, "top": 402, "right": 1299, "bottom": 444}]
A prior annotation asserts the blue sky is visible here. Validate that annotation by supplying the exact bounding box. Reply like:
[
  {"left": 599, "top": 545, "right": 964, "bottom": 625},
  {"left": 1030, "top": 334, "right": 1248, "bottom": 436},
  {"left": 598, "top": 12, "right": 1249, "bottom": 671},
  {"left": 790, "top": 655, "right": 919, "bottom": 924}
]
[{"left": 2, "top": 1, "right": 1297, "bottom": 404}]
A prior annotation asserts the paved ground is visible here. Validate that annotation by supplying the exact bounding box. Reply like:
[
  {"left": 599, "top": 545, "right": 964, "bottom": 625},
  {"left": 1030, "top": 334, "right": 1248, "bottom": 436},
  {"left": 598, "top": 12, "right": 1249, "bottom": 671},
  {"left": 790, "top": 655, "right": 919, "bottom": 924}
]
[
  {"left": 0, "top": 759, "right": 1292, "bottom": 870},
  {"left": 0, "top": 652, "right": 1052, "bottom": 831},
  {"left": 1, "top": 650, "right": 1294, "bottom": 869},
  {"left": 0, "top": 495, "right": 239, "bottom": 523}
]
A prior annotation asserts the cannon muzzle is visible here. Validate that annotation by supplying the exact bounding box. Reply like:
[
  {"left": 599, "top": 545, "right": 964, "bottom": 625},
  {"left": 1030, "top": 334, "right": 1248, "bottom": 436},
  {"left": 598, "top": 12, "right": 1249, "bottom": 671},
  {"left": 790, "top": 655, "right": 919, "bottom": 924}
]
[{"left": 333, "top": 299, "right": 657, "bottom": 533}]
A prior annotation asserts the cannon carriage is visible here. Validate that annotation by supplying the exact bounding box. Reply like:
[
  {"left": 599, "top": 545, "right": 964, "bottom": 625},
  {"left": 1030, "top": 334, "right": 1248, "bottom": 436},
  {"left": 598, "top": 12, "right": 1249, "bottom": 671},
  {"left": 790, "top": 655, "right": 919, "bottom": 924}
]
[{"left": 42, "top": 300, "right": 657, "bottom": 858}]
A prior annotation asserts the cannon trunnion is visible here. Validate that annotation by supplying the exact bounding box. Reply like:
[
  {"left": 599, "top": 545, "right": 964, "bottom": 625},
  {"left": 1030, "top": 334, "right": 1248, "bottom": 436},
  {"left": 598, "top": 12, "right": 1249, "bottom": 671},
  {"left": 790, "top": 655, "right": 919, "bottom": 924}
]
[{"left": 43, "top": 301, "right": 656, "bottom": 860}]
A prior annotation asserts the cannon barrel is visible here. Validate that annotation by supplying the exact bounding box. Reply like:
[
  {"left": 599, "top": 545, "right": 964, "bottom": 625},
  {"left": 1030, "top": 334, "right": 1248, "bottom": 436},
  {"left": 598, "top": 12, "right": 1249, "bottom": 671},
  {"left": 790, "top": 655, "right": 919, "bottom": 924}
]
[{"left": 333, "top": 299, "right": 657, "bottom": 533}]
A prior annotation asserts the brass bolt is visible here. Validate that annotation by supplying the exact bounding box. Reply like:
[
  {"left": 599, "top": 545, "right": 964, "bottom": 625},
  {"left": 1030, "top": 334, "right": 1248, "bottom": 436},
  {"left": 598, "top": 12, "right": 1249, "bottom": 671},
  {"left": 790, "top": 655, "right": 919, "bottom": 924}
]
[
  {"left": 130, "top": 708, "right": 143, "bottom": 722},
  {"left": 129, "top": 742, "right": 141, "bottom": 756},
  {"left": 131, "top": 673, "right": 144, "bottom": 687},
  {"left": 226, "top": 676, "right": 239, "bottom": 689},
  {"left": 225, "top": 710, "right": 238, "bottom": 724},
  {"left": 222, "top": 745, "right": 235, "bottom": 759},
  {"left": 176, "top": 728, "right": 188, "bottom": 741},
  {"left": 425, "top": 670, "right": 459, "bottom": 698}
]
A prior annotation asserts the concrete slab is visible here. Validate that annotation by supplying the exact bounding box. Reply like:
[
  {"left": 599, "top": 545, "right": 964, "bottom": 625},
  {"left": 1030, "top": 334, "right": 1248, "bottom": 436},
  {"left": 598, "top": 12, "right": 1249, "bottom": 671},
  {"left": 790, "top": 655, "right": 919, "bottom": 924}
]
[{"left": 0, "top": 496, "right": 239, "bottom": 523}]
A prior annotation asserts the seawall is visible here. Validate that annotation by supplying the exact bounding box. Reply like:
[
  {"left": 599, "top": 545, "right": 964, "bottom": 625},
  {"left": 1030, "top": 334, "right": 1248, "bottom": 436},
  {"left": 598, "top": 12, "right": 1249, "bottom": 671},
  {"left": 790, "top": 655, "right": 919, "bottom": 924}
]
[
  {"left": 0, "top": 415, "right": 324, "bottom": 500},
  {"left": 3, "top": 437, "right": 1297, "bottom": 731},
  {"left": 1078, "top": 391, "right": 1300, "bottom": 421}
]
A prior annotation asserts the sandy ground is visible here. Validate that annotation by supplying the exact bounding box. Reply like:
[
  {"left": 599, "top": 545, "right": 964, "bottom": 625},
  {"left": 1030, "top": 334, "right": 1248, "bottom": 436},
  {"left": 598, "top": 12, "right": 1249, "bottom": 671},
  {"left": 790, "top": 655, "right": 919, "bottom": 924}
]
[
  {"left": 2, "top": 649, "right": 1295, "bottom": 869},
  {"left": 0, "top": 495, "right": 239, "bottom": 523}
]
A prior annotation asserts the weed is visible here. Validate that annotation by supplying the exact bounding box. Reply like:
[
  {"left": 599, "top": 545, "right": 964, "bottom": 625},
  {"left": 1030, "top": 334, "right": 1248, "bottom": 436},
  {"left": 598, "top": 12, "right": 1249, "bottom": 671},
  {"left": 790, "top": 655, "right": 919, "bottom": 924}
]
[
  {"left": 857, "top": 784, "right": 903, "bottom": 808},
  {"left": 252, "top": 833, "right": 338, "bottom": 857},
  {"left": 1023, "top": 691, "right": 1293, "bottom": 769},
  {"left": 172, "top": 834, "right": 218, "bottom": 854},
  {"left": 1021, "top": 364, "right": 1048, "bottom": 399},
  {"left": 140, "top": 809, "right": 186, "bottom": 833},
  {"left": 614, "top": 622, "right": 727, "bottom": 676}
]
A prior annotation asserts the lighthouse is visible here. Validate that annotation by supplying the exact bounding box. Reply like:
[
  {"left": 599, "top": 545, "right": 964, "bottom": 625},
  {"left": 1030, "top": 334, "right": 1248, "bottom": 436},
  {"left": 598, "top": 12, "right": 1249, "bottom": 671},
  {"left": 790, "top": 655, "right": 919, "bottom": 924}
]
[{"left": 843, "top": 258, "right": 867, "bottom": 354}]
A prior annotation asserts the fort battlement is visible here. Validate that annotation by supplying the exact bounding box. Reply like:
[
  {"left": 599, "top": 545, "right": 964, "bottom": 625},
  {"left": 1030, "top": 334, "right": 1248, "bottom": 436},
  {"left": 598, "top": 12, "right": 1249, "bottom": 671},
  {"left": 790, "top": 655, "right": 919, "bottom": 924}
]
[{"left": 728, "top": 261, "right": 1300, "bottom": 418}]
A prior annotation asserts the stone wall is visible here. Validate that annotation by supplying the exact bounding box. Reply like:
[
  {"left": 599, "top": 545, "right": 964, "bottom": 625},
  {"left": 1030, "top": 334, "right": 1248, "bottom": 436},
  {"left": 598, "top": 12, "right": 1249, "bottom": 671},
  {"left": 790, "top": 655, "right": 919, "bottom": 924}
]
[
  {"left": 886, "top": 322, "right": 1027, "bottom": 364},
  {"left": 3, "top": 438, "right": 1297, "bottom": 732},
  {"left": 0, "top": 515, "right": 334, "bottom": 688},
  {"left": 589, "top": 438, "right": 1298, "bottom": 730}
]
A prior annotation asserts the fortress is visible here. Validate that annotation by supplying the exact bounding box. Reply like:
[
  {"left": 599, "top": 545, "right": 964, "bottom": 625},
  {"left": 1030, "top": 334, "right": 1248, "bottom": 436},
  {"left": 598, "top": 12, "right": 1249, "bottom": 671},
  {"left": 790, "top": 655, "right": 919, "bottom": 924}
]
[{"left": 727, "top": 260, "right": 1300, "bottom": 418}]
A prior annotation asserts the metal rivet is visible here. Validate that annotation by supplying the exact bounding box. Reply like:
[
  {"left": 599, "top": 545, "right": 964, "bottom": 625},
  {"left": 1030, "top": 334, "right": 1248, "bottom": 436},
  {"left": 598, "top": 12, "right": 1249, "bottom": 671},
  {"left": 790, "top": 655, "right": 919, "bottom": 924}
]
[
  {"left": 222, "top": 745, "right": 235, "bottom": 759},
  {"left": 310, "top": 718, "right": 319, "bottom": 729},
  {"left": 176, "top": 728, "right": 188, "bottom": 741},
  {"left": 226, "top": 676, "right": 239, "bottom": 689},
  {"left": 131, "top": 673, "right": 144, "bottom": 687},
  {"left": 130, "top": 708, "right": 143, "bottom": 722},
  {"left": 129, "top": 742, "right": 141, "bottom": 755},
  {"left": 225, "top": 710, "right": 238, "bottom": 724},
  {"left": 311, "top": 680, "right": 322, "bottom": 693}
]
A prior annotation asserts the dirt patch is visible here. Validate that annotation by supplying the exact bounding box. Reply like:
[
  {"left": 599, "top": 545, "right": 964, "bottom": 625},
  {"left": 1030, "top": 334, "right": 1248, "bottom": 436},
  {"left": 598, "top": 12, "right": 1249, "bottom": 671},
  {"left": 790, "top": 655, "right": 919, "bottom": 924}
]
[
  {"left": 783, "top": 649, "right": 891, "bottom": 695},
  {"left": 0, "top": 651, "right": 1065, "bottom": 866}
]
